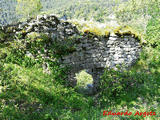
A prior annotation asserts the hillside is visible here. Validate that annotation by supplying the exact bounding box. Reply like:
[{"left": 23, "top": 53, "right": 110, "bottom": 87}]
[
  {"left": 1, "top": 0, "right": 127, "bottom": 25},
  {"left": 0, "top": 0, "right": 160, "bottom": 120}
]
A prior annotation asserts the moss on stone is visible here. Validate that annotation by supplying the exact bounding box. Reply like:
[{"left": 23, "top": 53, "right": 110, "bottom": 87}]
[
  {"left": 70, "top": 20, "right": 145, "bottom": 44},
  {"left": 83, "top": 27, "right": 102, "bottom": 36},
  {"left": 113, "top": 25, "right": 145, "bottom": 44},
  {"left": 104, "top": 30, "right": 110, "bottom": 37},
  {"left": 69, "top": 19, "right": 110, "bottom": 37}
]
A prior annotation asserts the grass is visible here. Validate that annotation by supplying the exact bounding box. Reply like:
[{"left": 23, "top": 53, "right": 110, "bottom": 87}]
[{"left": 0, "top": 63, "right": 93, "bottom": 120}]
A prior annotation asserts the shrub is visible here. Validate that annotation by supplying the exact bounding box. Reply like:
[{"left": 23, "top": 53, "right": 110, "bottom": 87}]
[
  {"left": 146, "top": 17, "right": 160, "bottom": 48},
  {"left": 98, "top": 67, "right": 160, "bottom": 107}
]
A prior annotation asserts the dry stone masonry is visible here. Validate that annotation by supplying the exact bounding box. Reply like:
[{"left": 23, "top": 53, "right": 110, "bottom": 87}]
[
  {"left": 1, "top": 14, "right": 142, "bottom": 94},
  {"left": 62, "top": 34, "right": 141, "bottom": 92}
]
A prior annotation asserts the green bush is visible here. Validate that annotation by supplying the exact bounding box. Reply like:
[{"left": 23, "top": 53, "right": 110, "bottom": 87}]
[
  {"left": 98, "top": 67, "right": 160, "bottom": 107},
  {"left": 146, "top": 17, "right": 160, "bottom": 47}
]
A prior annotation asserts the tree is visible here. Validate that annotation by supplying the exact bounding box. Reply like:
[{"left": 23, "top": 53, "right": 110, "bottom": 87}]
[{"left": 16, "top": 0, "right": 42, "bottom": 18}]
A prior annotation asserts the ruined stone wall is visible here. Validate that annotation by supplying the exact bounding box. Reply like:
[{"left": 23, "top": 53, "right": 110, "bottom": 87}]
[
  {"left": 1, "top": 14, "right": 142, "bottom": 93},
  {"left": 61, "top": 34, "right": 141, "bottom": 92}
]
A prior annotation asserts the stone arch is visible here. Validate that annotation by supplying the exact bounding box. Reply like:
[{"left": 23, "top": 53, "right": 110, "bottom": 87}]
[
  {"left": 62, "top": 34, "right": 141, "bottom": 94},
  {"left": 74, "top": 69, "right": 93, "bottom": 94}
]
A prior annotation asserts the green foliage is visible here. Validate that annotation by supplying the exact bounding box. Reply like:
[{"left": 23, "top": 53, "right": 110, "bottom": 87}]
[
  {"left": 75, "top": 70, "right": 93, "bottom": 94},
  {"left": 146, "top": 17, "right": 160, "bottom": 48},
  {"left": 99, "top": 68, "right": 143, "bottom": 105},
  {"left": 98, "top": 66, "right": 160, "bottom": 116},
  {"left": 114, "top": 0, "right": 160, "bottom": 37},
  {"left": 53, "top": 0, "right": 111, "bottom": 22},
  {"left": 5, "top": 33, "right": 55, "bottom": 67},
  {"left": 0, "top": 63, "right": 92, "bottom": 120},
  {"left": 0, "top": 29, "right": 12, "bottom": 42},
  {"left": 5, "top": 40, "right": 38, "bottom": 67},
  {"left": 16, "top": 0, "right": 42, "bottom": 19},
  {"left": 0, "top": 31, "right": 7, "bottom": 41},
  {"left": 52, "top": 36, "right": 77, "bottom": 55},
  {"left": 0, "top": 0, "right": 160, "bottom": 119}
]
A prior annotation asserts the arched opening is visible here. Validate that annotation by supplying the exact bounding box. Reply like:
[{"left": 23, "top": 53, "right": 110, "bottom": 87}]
[{"left": 75, "top": 69, "right": 93, "bottom": 95}]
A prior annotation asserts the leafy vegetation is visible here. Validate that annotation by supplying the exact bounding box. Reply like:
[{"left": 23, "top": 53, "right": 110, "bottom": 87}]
[
  {"left": 0, "top": 0, "right": 160, "bottom": 119},
  {"left": 16, "top": 0, "right": 42, "bottom": 19}
]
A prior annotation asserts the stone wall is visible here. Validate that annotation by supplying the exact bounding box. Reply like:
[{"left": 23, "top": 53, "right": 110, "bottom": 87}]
[
  {"left": 61, "top": 34, "right": 141, "bottom": 92},
  {"left": 1, "top": 14, "right": 142, "bottom": 94}
]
